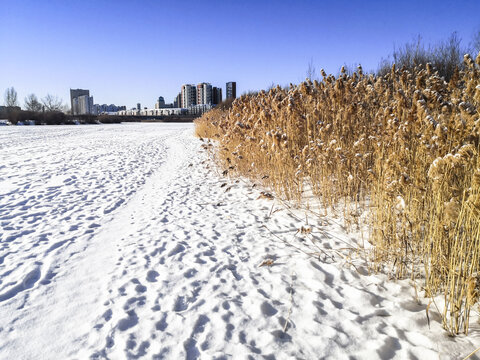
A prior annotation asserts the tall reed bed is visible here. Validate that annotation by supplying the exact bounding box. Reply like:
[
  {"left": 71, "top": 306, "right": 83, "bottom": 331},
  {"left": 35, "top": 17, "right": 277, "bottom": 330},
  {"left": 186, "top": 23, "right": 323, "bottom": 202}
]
[{"left": 195, "top": 54, "right": 480, "bottom": 335}]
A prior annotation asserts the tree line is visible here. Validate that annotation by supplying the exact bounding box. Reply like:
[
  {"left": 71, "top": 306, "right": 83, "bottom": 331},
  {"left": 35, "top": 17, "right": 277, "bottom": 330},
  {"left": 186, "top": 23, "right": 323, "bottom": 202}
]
[
  {"left": 303, "top": 30, "right": 480, "bottom": 82},
  {"left": 3, "top": 87, "right": 67, "bottom": 112},
  {"left": 376, "top": 31, "right": 480, "bottom": 80},
  {"left": 1, "top": 88, "right": 143, "bottom": 125},
  {"left": 1, "top": 87, "right": 74, "bottom": 125}
]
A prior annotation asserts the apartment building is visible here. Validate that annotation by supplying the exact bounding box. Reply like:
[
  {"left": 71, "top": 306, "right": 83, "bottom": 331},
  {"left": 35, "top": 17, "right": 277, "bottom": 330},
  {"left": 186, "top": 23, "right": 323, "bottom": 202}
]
[
  {"left": 226, "top": 82, "right": 236, "bottom": 99},
  {"left": 181, "top": 84, "right": 197, "bottom": 108}
]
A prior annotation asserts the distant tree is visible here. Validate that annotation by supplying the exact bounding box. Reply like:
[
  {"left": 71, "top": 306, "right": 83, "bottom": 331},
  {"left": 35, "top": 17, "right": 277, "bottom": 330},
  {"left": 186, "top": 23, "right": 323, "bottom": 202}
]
[
  {"left": 377, "top": 32, "right": 466, "bottom": 81},
  {"left": 377, "top": 57, "right": 393, "bottom": 77},
  {"left": 215, "top": 98, "right": 235, "bottom": 110},
  {"left": 472, "top": 28, "right": 480, "bottom": 54},
  {"left": 42, "top": 94, "right": 64, "bottom": 112},
  {"left": 306, "top": 58, "right": 318, "bottom": 81},
  {"left": 242, "top": 90, "right": 260, "bottom": 97},
  {"left": 392, "top": 35, "right": 429, "bottom": 71},
  {"left": 24, "top": 94, "right": 43, "bottom": 112},
  {"left": 4, "top": 87, "right": 18, "bottom": 107},
  {"left": 433, "top": 32, "right": 463, "bottom": 80}
]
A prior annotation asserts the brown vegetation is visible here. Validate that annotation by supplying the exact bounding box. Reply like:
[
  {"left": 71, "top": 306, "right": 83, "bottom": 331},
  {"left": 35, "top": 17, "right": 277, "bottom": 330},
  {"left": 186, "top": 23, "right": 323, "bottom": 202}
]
[{"left": 195, "top": 53, "right": 480, "bottom": 335}]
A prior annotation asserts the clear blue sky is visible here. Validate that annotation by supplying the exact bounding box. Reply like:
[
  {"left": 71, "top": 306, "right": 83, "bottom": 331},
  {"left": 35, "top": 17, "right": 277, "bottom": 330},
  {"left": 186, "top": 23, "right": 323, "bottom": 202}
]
[{"left": 1, "top": 0, "right": 479, "bottom": 109}]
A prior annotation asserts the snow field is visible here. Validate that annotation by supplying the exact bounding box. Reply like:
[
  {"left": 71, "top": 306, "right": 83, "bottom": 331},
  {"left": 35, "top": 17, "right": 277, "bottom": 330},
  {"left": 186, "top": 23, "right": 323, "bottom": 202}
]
[{"left": 0, "top": 123, "right": 478, "bottom": 359}]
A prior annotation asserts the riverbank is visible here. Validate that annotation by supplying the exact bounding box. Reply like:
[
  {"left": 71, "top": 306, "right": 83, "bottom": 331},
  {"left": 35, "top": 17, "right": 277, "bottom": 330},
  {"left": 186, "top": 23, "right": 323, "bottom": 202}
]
[{"left": 0, "top": 110, "right": 198, "bottom": 125}]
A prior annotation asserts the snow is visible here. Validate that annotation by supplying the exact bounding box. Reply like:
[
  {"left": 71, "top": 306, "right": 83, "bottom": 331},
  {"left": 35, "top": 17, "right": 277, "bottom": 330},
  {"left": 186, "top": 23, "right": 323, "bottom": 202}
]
[{"left": 0, "top": 123, "right": 479, "bottom": 359}]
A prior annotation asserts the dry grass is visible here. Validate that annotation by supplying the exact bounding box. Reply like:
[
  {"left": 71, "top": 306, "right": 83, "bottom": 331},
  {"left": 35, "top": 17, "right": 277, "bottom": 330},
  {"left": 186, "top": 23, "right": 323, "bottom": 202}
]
[{"left": 195, "top": 53, "right": 480, "bottom": 335}]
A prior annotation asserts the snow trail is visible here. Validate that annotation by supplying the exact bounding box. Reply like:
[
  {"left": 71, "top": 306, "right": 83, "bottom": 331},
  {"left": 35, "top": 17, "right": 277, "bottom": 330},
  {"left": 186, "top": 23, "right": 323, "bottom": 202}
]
[{"left": 0, "top": 124, "right": 478, "bottom": 359}]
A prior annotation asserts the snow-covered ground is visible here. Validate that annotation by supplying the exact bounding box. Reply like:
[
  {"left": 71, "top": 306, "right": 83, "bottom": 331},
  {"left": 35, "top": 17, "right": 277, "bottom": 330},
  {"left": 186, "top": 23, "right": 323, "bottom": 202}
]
[{"left": 0, "top": 123, "right": 478, "bottom": 359}]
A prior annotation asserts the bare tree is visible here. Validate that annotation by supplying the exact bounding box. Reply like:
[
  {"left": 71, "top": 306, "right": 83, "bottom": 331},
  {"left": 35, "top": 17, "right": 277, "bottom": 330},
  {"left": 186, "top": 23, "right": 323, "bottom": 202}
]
[
  {"left": 266, "top": 82, "right": 276, "bottom": 91},
  {"left": 471, "top": 28, "right": 480, "bottom": 55},
  {"left": 377, "top": 32, "right": 467, "bottom": 81},
  {"left": 306, "top": 58, "right": 318, "bottom": 81},
  {"left": 42, "top": 94, "right": 64, "bottom": 112},
  {"left": 4, "top": 87, "right": 18, "bottom": 107},
  {"left": 24, "top": 94, "right": 43, "bottom": 112},
  {"left": 436, "top": 32, "right": 463, "bottom": 79},
  {"left": 393, "top": 35, "right": 429, "bottom": 70}
]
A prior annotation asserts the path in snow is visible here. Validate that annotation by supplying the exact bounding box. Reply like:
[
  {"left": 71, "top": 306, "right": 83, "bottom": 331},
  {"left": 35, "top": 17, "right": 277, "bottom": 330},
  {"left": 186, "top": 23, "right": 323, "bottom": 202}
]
[{"left": 0, "top": 124, "right": 478, "bottom": 359}]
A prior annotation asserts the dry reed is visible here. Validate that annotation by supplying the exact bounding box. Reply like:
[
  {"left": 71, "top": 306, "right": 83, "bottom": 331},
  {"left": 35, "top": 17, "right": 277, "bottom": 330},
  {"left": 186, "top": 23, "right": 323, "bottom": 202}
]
[{"left": 195, "top": 52, "right": 480, "bottom": 335}]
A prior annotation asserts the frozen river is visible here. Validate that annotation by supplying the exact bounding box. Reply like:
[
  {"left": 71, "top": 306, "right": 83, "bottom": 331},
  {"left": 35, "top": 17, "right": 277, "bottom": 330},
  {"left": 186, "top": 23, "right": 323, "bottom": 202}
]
[
  {"left": 0, "top": 124, "right": 187, "bottom": 305},
  {"left": 0, "top": 123, "right": 198, "bottom": 358}
]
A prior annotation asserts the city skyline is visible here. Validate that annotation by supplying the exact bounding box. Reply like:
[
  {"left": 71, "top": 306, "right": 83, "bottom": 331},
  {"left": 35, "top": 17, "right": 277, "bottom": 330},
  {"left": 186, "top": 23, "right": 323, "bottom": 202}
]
[
  {"left": 71, "top": 80, "right": 232, "bottom": 113},
  {"left": 1, "top": 0, "right": 479, "bottom": 109},
  {"left": 67, "top": 80, "right": 231, "bottom": 115}
]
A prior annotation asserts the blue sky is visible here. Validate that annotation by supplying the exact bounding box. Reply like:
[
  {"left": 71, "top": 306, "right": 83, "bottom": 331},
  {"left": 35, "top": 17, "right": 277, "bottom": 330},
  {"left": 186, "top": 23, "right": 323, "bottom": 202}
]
[{"left": 1, "top": 0, "right": 479, "bottom": 109}]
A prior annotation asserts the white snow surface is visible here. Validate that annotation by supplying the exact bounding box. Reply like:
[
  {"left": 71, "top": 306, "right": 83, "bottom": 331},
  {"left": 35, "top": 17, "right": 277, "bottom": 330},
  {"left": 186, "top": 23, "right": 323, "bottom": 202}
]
[{"left": 0, "top": 123, "right": 478, "bottom": 359}]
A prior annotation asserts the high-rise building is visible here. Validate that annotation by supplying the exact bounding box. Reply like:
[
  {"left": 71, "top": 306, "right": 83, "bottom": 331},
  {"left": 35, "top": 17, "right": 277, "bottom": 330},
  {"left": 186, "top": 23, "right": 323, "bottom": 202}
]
[
  {"left": 196, "top": 84, "right": 204, "bottom": 105},
  {"left": 70, "top": 89, "right": 91, "bottom": 115},
  {"left": 89, "top": 96, "right": 93, "bottom": 114},
  {"left": 226, "top": 82, "right": 236, "bottom": 99},
  {"left": 137, "top": 103, "right": 141, "bottom": 111},
  {"left": 181, "top": 84, "right": 196, "bottom": 108},
  {"left": 72, "top": 94, "right": 94, "bottom": 115},
  {"left": 196, "top": 83, "right": 212, "bottom": 105},
  {"left": 174, "top": 93, "right": 181, "bottom": 108},
  {"left": 155, "top": 96, "right": 166, "bottom": 109},
  {"left": 212, "top": 87, "right": 222, "bottom": 105},
  {"left": 93, "top": 104, "right": 126, "bottom": 114},
  {"left": 72, "top": 97, "right": 79, "bottom": 115}
]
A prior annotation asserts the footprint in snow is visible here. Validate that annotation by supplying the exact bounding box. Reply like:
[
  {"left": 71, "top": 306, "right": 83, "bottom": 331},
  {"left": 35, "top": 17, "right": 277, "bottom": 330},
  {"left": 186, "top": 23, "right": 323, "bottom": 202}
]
[
  {"left": 117, "top": 310, "right": 138, "bottom": 331},
  {"left": 168, "top": 243, "right": 185, "bottom": 257},
  {"left": 146, "top": 270, "right": 159, "bottom": 282},
  {"left": 261, "top": 301, "right": 278, "bottom": 317}
]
